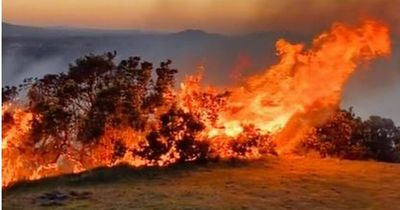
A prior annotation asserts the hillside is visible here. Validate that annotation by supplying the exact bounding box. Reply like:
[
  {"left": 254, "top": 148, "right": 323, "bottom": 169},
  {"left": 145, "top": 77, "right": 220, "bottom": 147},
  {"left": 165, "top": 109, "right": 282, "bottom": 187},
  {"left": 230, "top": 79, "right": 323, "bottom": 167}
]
[{"left": 3, "top": 156, "right": 400, "bottom": 210}]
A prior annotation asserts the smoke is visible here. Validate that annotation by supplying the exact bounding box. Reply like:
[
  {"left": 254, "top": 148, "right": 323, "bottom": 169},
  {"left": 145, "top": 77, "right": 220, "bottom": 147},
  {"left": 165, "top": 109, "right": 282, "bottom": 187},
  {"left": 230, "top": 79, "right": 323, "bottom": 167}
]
[
  {"left": 2, "top": 32, "right": 282, "bottom": 86},
  {"left": 6, "top": 0, "right": 399, "bottom": 35},
  {"left": 250, "top": 0, "right": 400, "bottom": 35},
  {"left": 342, "top": 45, "right": 400, "bottom": 123},
  {"left": 137, "top": 0, "right": 400, "bottom": 35},
  {"left": 3, "top": 55, "right": 66, "bottom": 86}
]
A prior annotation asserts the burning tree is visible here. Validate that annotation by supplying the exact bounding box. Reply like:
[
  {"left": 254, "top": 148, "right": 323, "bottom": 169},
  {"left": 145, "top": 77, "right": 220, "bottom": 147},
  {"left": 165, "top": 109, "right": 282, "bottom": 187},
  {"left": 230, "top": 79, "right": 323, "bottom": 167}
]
[{"left": 2, "top": 51, "right": 275, "bottom": 187}]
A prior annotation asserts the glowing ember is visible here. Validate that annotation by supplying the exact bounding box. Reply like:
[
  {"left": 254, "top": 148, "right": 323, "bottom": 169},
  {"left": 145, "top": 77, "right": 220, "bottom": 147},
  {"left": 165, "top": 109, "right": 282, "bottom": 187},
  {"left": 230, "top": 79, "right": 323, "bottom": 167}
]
[{"left": 2, "top": 19, "right": 391, "bottom": 187}]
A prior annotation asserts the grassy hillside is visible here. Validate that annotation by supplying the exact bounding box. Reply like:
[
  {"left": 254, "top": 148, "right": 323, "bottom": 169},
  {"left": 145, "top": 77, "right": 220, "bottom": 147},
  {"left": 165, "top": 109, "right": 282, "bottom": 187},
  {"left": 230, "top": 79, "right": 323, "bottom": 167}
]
[{"left": 3, "top": 156, "right": 400, "bottom": 210}]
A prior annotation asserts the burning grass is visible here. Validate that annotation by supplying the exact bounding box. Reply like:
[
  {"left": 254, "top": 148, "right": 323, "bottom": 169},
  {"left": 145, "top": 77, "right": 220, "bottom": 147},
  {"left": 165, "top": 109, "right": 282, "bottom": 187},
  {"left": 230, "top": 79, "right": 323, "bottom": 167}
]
[{"left": 2, "top": 19, "right": 396, "bottom": 188}]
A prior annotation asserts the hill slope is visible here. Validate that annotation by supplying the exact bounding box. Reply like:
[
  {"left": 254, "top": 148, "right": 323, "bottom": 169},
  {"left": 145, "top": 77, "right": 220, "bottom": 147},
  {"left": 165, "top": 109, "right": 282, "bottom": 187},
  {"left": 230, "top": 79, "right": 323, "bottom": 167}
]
[{"left": 3, "top": 157, "right": 400, "bottom": 210}]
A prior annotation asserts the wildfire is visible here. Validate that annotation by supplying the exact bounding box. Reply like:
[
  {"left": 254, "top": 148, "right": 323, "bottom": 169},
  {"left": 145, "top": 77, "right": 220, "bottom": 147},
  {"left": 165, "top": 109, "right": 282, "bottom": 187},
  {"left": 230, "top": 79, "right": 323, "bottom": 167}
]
[{"left": 2, "top": 19, "right": 391, "bottom": 187}]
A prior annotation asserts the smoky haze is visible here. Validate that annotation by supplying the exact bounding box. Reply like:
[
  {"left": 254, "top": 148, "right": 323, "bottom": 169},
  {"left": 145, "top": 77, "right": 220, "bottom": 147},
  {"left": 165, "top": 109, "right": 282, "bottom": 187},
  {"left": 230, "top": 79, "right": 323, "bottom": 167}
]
[
  {"left": 249, "top": 0, "right": 400, "bottom": 34},
  {"left": 2, "top": 19, "right": 400, "bottom": 124},
  {"left": 3, "top": 0, "right": 400, "bottom": 34}
]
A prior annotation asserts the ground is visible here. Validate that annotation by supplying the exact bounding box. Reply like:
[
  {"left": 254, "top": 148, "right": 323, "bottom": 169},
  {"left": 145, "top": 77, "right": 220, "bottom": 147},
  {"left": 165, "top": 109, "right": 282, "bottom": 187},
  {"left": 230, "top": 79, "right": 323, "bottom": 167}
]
[{"left": 3, "top": 156, "right": 400, "bottom": 210}]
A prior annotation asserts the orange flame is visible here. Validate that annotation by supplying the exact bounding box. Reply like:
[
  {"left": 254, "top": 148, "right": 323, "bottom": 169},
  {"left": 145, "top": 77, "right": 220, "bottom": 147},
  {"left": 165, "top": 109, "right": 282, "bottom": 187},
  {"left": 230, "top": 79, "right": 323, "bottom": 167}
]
[{"left": 213, "top": 19, "right": 390, "bottom": 149}]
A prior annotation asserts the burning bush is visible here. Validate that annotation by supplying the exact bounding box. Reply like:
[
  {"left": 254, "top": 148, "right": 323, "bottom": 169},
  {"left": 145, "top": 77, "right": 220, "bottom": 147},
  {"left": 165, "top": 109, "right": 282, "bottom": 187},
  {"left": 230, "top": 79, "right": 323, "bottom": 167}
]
[{"left": 136, "top": 106, "right": 209, "bottom": 164}]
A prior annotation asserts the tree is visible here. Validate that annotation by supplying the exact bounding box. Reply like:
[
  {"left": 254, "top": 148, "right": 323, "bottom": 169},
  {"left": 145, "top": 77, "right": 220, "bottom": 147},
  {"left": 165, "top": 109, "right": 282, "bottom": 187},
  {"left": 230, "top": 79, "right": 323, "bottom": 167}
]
[
  {"left": 22, "top": 52, "right": 181, "bottom": 164},
  {"left": 363, "top": 116, "right": 400, "bottom": 162},
  {"left": 303, "top": 108, "right": 400, "bottom": 162},
  {"left": 152, "top": 60, "right": 178, "bottom": 106}
]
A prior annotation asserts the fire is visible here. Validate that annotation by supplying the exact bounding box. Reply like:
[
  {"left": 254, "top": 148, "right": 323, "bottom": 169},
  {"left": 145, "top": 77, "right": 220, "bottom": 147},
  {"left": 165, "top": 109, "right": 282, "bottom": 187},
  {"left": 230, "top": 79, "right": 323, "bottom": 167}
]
[
  {"left": 214, "top": 19, "right": 390, "bottom": 152},
  {"left": 2, "top": 19, "right": 391, "bottom": 187}
]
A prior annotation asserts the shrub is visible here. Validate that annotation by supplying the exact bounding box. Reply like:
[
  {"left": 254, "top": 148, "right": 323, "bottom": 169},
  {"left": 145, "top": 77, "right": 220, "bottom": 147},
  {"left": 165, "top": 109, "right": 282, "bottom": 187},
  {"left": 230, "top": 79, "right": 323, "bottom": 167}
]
[{"left": 302, "top": 108, "right": 400, "bottom": 162}]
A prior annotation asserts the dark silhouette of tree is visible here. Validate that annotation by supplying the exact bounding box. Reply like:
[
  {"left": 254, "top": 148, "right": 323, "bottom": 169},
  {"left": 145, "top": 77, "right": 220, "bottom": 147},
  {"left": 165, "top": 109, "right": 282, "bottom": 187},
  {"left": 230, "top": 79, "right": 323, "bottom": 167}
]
[
  {"left": 152, "top": 60, "right": 178, "bottom": 106},
  {"left": 363, "top": 116, "right": 400, "bottom": 162},
  {"left": 28, "top": 73, "right": 73, "bottom": 144}
]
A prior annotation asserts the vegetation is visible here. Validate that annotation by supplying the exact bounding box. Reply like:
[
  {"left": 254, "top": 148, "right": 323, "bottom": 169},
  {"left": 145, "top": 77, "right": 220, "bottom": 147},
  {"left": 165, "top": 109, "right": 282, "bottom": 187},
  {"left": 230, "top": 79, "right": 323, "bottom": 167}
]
[
  {"left": 2, "top": 52, "right": 275, "bottom": 168},
  {"left": 302, "top": 108, "right": 400, "bottom": 162},
  {"left": 14, "top": 52, "right": 211, "bottom": 163},
  {"left": 3, "top": 52, "right": 399, "bottom": 165}
]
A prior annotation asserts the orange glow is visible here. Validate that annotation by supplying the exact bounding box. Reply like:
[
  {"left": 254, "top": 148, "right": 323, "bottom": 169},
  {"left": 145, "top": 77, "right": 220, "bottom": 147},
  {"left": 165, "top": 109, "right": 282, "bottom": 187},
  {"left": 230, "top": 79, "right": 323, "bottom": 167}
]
[
  {"left": 4, "top": 1, "right": 399, "bottom": 34},
  {"left": 3, "top": 0, "right": 259, "bottom": 32}
]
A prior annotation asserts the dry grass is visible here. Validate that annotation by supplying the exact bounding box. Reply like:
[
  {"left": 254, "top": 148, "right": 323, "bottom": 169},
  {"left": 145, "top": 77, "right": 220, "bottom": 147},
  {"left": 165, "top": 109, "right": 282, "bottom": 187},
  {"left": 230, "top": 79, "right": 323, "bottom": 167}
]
[{"left": 3, "top": 156, "right": 400, "bottom": 210}]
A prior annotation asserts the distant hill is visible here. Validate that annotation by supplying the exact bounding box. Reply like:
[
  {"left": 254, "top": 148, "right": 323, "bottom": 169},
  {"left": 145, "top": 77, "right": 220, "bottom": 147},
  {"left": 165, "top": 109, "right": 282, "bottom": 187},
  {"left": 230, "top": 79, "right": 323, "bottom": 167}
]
[
  {"left": 2, "top": 22, "right": 148, "bottom": 37},
  {"left": 3, "top": 22, "right": 50, "bottom": 37}
]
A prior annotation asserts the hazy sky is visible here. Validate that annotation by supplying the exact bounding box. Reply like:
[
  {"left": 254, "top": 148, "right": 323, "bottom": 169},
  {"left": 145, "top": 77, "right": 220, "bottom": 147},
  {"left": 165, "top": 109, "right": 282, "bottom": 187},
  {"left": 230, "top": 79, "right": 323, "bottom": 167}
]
[
  {"left": 3, "top": 0, "right": 400, "bottom": 33},
  {"left": 3, "top": 0, "right": 400, "bottom": 123}
]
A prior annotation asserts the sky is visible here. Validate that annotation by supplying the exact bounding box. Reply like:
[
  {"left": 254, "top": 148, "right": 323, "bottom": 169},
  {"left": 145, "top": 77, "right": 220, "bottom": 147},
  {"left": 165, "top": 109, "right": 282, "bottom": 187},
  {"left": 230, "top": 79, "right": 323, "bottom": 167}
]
[
  {"left": 2, "top": 0, "right": 400, "bottom": 122},
  {"left": 3, "top": 0, "right": 400, "bottom": 34}
]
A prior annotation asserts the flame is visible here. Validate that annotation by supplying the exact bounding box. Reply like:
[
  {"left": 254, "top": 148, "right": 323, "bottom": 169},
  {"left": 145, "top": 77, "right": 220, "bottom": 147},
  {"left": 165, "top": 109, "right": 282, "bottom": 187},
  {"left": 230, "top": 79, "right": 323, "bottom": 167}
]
[
  {"left": 2, "top": 19, "right": 391, "bottom": 187},
  {"left": 221, "top": 20, "right": 390, "bottom": 133}
]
